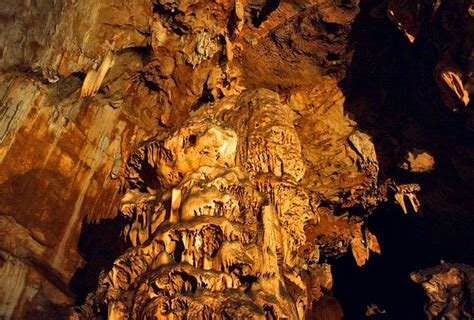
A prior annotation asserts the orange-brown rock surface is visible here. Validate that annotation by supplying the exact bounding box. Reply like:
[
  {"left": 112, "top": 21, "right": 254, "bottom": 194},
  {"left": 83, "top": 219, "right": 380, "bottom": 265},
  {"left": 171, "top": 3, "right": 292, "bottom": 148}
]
[
  {"left": 0, "top": 0, "right": 473, "bottom": 319},
  {"left": 411, "top": 263, "right": 474, "bottom": 319}
]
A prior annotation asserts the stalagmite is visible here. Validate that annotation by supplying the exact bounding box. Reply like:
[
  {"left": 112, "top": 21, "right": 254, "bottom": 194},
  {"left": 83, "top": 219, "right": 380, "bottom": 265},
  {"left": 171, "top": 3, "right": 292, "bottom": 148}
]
[{"left": 77, "top": 94, "right": 314, "bottom": 318}]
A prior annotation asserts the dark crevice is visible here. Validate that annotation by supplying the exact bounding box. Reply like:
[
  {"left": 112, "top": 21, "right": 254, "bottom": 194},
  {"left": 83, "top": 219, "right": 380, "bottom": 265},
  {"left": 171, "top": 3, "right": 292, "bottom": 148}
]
[
  {"left": 152, "top": 2, "right": 179, "bottom": 15},
  {"left": 174, "top": 237, "right": 185, "bottom": 263},
  {"left": 326, "top": 52, "right": 340, "bottom": 62},
  {"left": 71, "top": 71, "right": 86, "bottom": 81},
  {"left": 191, "top": 82, "right": 215, "bottom": 111},
  {"left": 239, "top": 274, "right": 258, "bottom": 285},
  {"left": 323, "top": 22, "right": 340, "bottom": 34},
  {"left": 227, "top": 7, "right": 239, "bottom": 38},
  {"left": 252, "top": 0, "right": 281, "bottom": 28},
  {"left": 144, "top": 79, "right": 160, "bottom": 91},
  {"left": 69, "top": 215, "right": 128, "bottom": 304},
  {"left": 128, "top": 45, "right": 153, "bottom": 65},
  {"left": 152, "top": 3, "right": 189, "bottom": 36}
]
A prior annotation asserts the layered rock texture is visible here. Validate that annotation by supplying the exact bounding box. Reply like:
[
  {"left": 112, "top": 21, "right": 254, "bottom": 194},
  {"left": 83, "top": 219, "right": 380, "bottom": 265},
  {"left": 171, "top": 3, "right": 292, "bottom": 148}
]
[{"left": 0, "top": 0, "right": 473, "bottom": 319}]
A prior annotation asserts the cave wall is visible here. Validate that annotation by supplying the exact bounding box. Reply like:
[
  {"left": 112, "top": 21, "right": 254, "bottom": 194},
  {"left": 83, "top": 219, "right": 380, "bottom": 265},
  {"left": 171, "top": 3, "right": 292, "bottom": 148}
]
[
  {"left": 0, "top": 0, "right": 160, "bottom": 316},
  {"left": 0, "top": 0, "right": 473, "bottom": 319}
]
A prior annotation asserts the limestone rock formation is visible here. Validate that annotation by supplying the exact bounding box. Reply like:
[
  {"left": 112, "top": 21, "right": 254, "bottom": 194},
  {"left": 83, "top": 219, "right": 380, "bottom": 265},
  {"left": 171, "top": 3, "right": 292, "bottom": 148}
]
[
  {"left": 0, "top": 0, "right": 473, "bottom": 319},
  {"left": 411, "top": 263, "right": 474, "bottom": 319},
  {"left": 76, "top": 89, "right": 329, "bottom": 319}
]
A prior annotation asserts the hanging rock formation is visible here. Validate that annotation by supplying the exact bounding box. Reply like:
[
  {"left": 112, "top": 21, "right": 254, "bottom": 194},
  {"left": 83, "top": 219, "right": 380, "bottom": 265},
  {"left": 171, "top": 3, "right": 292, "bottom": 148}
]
[
  {"left": 0, "top": 0, "right": 473, "bottom": 319},
  {"left": 74, "top": 88, "right": 378, "bottom": 319}
]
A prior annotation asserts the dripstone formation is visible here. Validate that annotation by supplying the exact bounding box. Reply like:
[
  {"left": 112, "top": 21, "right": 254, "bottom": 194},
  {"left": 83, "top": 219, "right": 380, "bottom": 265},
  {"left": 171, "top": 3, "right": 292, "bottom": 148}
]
[
  {"left": 76, "top": 90, "right": 320, "bottom": 319},
  {"left": 0, "top": 0, "right": 473, "bottom": 319}
]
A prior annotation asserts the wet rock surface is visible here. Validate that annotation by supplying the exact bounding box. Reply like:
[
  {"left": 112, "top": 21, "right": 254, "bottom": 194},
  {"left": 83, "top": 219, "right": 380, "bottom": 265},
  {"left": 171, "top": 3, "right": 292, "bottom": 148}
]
[{"left": 0, "top": 0, "right": 473, "bottom": 319}]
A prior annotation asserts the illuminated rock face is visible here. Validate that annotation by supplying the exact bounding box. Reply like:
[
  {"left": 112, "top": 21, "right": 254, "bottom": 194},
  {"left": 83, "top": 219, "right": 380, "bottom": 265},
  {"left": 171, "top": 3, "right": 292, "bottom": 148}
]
[
  {"left": 0, "top": 0, "right": 366, "bottom": 317},
  {"left": 80, "top": 90, "right": 313, "bottom": 319},
  {"left": 1, "top": 0, "right": 474, "bottom": 319},
  {"left": 411, "top": 264, "right": 474, "bottom": 320}
]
